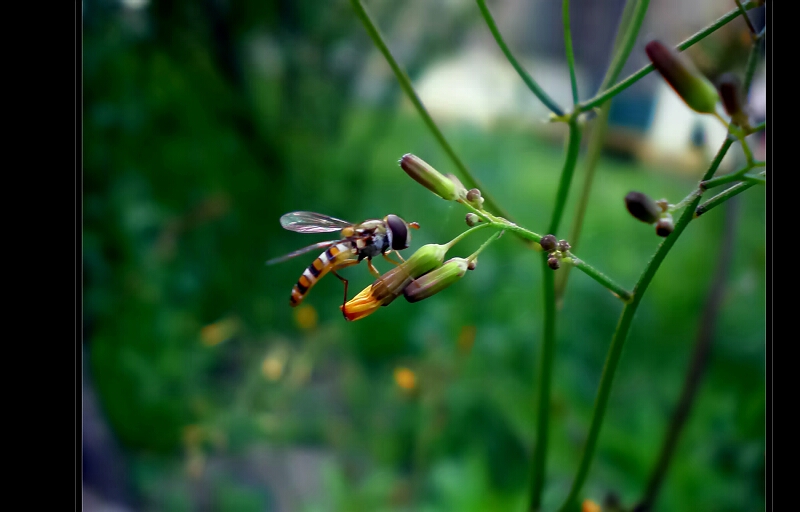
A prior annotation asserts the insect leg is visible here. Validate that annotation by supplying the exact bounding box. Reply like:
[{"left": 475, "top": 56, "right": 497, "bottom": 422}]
[
  {"left": 329, "top": 259, "right": 360, "bottom": 314},
  {"left": 382, "top": 253, "right": 403, "bottom": 266},
  {"left": 366, "top": 258, "right": 382, "bottom": 279}
]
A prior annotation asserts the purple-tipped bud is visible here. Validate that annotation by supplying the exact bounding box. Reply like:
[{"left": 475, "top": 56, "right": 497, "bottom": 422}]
[
  {"left": 465, "top": 213, "right": 482, "bottom": 227},
  {"left": 403, "top": 257, "right": 470, "bottom": 303},
  {"left": 718, "top": 73, "right": 751, "bottom": 128},
  {"left": 466, "top": 188, "right": 484, "bottom": 208},
  {"left": 557, "top": 240, "right": 571, "bottom": 252},
  {"left": 540, "top": 234, "right": 557, "bottom": 252},
  {"left": 399, "top": 154, "right": 459, "bottom": 200},
  {"left": 547, "top": 256, "right": 560, "bottom": 270},
  {"left": 467, "top": 259, "right": 477, "bottom": 270},
  {"left": 655, "top": 214, "right": 675, "bottom": 237},
  {"left": 625, "top": 191, "right": 661, "bottom": 224},
  {"left": 645, "top": 40, "right": 719, "bottom": 114}
]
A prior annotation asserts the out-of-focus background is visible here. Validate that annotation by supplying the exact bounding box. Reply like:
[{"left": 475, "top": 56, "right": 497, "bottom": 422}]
[{"left": 83, "top": 0, "right": 766, "bottom": 510}]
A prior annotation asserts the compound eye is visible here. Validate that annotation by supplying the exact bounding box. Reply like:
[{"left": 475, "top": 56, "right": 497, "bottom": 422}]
[{"left": 386, "top": 214, "right": 409, "bottom": 250}]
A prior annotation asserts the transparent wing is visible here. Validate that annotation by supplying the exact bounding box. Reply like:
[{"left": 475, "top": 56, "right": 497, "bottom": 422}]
[
  {"left": 279, "top": 211, "right": 353, "bottom": 233},
  {"left": 265, "top": 239, "right": 344, "bottom": 266}
]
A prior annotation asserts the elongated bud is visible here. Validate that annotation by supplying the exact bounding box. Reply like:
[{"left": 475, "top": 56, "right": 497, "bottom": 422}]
[
  {"left": 625, "top": 191, "right": 661, "bottom": 224},
  {"left": 645, "top": 40, "right": 719, "bottom": 114},
  {"left": 718, "top": 73, "right": 751, "bottom": 128},
  {"left": 404, "top": 258, "right": 469, "bottom": 303},
  {"left": 341, "top": 244, "right": 448, "bottom": 321},
  {"left": 465, "top": 213, "right": 481, "bottom": 227},
  {"left": 399, "top": 154, "right": 458, "bottom": 200}
]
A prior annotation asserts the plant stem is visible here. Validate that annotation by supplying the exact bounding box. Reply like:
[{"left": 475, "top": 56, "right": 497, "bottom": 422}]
[
  {"left": 575, "top": 1, "right": 759, "bottom": 113},
  {"left": 445, "top": 222, "right": 493, "bottom": 250},
  {"left": 529, "top": 261, "right": 557, "bottom": 511},
  {"left": 467, "top": 230, "right": 505, "bottom": 262},
  {"left": 349, "top": 0, "right": 515, "bottom": 225},
  {"left": 549, "top": 119, "right": 583, "bottom": 235},
  {"left": 558, "top": 138, "right": 734, "bottom": 511},
  {"left": 458, "top": 202, "right": 633, "bottom": 301},
  {"left": 638, "top": 198, "right": 740, "bottom": 511},
  {"left": 597, "top": 0, "right": 650, "bottom": 94},
  {"left": 555, "top": 0, "right": 643, "bottom": 301},
  {"left": 475, "top": 0, "right": 565, "bottom": 117},
  {"left": 695, "top": 174, "right": 762, "bottom": 218},
  {"left": 734, "top": 0, "right": 757, "bottom": 35},
  {"left": 563, "top": 0, "right": 579, "bottom": 106},
  {"left": 566, "top": 255, "right": 633, "bottom": 303}
]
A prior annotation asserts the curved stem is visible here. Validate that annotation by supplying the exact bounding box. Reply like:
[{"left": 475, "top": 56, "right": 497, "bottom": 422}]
[
  {"left": 597, "top": 0, "right": 650, "bottom": 94},
  {"left": 467, "top": 230, "right": 505, "bottom": 262},
  {"left": 638, "top": 198, "right": 740, "bottom": 510},
  {"left": 695, "top": 173, "right": 762, "bottom": 218},
  {"left": 575, "top": 1, "right": 759, "bottom": 113},
  {"left": 548, "top": 119, "right": 583, "bottom": 236},
  {"left": 475, "top": 0, "right": 565, "bottom": 117},
  {"left": 558, "top": 138, "right": 734, "bottom": 511},
  {"left": 529, "top": 262, "right": 557, "bottom": 511},
  {"left": 349, "top": 0, "right": 515, "bottom": 225},
  {"left": 445, "top": 222, "right": 493, "bottom": 250},
  {"left": 562, "top": 0, "right": 579, "bottom": 105}
]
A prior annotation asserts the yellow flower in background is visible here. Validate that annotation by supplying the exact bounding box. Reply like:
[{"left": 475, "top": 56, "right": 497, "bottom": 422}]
[
  {"left": 581, "top": 499, "right": 602, "bottom": 512},
  {"left": 293, "top": 304, "right": 318, "bottom": 330},
  {"left": 200, "top": 315, "right": 240, "bottom": 347},
  {"left": 394, "top": 367, "right": 417, "bottom": 391}
]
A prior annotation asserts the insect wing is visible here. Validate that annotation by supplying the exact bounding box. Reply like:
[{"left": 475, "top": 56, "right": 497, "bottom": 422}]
[
  {"left": 265, "top": 239, "right": 345, "bottom": 266},
  {"left": 279, "top": 211, "right": 353, "bottom": 234}
]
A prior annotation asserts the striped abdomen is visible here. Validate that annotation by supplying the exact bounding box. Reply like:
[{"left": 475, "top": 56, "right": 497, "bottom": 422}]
[{"left": 290, "top": 242, "right": 356, "bottom": 307}]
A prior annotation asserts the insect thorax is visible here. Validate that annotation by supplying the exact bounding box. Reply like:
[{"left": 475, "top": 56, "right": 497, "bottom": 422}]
[{"left": 356, "top": 232, "right": 390, "bottom": 260}]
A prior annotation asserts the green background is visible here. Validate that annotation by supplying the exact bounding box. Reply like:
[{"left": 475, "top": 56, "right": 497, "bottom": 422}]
[{"left": 83, "top": 1, "right": 765, "bottom": 511}]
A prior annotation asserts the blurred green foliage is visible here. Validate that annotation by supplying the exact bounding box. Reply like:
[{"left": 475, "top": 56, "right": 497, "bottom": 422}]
[{"left": 83, "top": 1, "right": 765, "bottom": 511}]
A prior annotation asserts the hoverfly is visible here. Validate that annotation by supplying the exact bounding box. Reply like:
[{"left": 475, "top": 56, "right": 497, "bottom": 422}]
[{"left": 266, "top": 211, "right": 420, "bottom": 309}]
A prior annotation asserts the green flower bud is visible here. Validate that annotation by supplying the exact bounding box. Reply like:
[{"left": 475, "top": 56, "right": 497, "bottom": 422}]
[
  {"left": 341, "top": 244, "right": 448, "bottom": 321},
  {"left": 399, "top": 154, "right": 458, "bottom": 200},
  {"left": 645, "top": 40, "right": 719, "bottom": 114},
  {"left": 403, "top": 257, "right": 469, "bottom": 303},
  {"left": 625, "top": 191, "right": 661, "bottom": 224},
  {"left": 540, "top": 234, "right": 557, "bottom": 252},
  {"left": 465, "top": 213, "right": 482, "bottom": 227}
]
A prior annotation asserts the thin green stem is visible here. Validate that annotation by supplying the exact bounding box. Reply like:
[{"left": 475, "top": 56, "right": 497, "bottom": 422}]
[
  {"left": 548, "top": 119, "right": 583, "bottom": 235},
  {"left": 575, "top": 1, "right": 759, "bottom": 113},
  {"left": 529, "top": 261, "right": 557, "bottom": 511},
  {"left": 734, "top": 0, "right": 757, "bottom": 34},
  {"left": 555, "top": 0, "right": 640, "bottom": 301},
  {"left": 349, "top": 0, "right": 515, "bottom": 225},
  {"left": 562, "top": 0, "right": 579, "bottom": 105},
  {"left": 566, "top": 255, "right": 633, "bottom": 303},
  {"left": 597, "top": 0, "right": 650, "bottom": 94},
  {"left": 558, "top": 138, "right": 734, "bottom": 511},
  {"left": 467, "top": 230, "right": 505, "bottom": 262},
  {"left": 475, "top": 0, "right": 565, "bottom": 117},
  {"left": 445, "top": 222, "right": 493, "bottom": 250},
  {"left": 701, "top": 162, "right": 758, "bottom": 189},
  {"left": 743, "top": 28, "right": 765, "bottom": 94},
  {"left": 749, "top": 121, "right": 766, "bottom": 134},
  {"left": 695, "top": 173, "right": 763, "bottom": 217}
]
